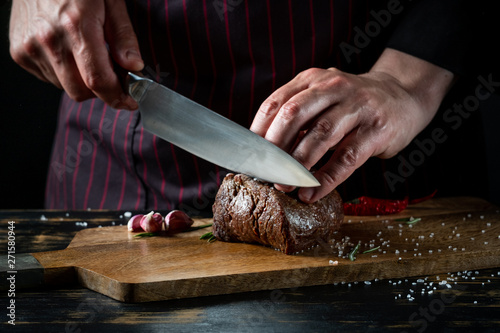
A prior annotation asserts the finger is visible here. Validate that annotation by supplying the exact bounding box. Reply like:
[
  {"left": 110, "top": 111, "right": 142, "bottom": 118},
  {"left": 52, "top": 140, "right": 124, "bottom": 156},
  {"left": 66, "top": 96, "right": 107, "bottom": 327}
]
[
  {"left": 66, "top": 10, "right": 137, "bottom": 110},
  {"left": 250, "top": 72, "right": 312, "bottom": 137},
  {"left": 298, "top": 127, "right": 375, "bottom": 203},
  {"left": 104, "top": 0, "right": 144, "bottom": 72},
  {"left": 17, "top": 53, "right": 55, "bottom": 85},
  {"left": 51, "top": 53, "right": 96, "bottom": 101},
  {"left": 263, "top": 81, "right": 347, "bottom": 152},
  {"left": 35, "top": 25, "right": 95, "bottom": 100},
  {"left": 290, "top": 105, "right": 360, "bottom": 171}
]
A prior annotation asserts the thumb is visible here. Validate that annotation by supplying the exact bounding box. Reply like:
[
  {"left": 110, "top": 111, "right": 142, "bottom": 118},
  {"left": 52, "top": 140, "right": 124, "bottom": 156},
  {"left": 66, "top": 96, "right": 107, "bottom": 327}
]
[{"left": 104, "top": 0, "right": 144, "bottom": 72}]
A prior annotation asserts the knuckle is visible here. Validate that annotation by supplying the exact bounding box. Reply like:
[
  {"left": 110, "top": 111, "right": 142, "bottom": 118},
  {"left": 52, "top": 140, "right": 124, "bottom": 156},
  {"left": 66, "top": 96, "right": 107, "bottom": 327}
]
[
  {"left": 9, "top": 44, "right": 28, "bottom": 64},
  {"left": 35, "top": 27, "right": 59, "bottom": 49},
  {"left": 311, "top": 118, "right": 334, "bottom": 140},
  {"left": 365, "top": 106, "right": 389, "bottom": 131},
  {"left": 335, "top": 146, "right": 359, "bottom": 169},
  {"left": 326, "top": 73, "right": 350, "bottom": 90},
  {"left": 296, "top": 67, "right": 322, "bottom": 80},
  {"left": 279, "top": 101, "right": 301, "bottom": 121},
  {"left": 17, "top": 38, "right": 38, "bottom": 58},
  {"left": 319, "top": 170, "right": 337, "bottom": 189},
  {"left": 258, "top": 99, "right": 280, "bottom": 117},
  {"left": 85, "top": 71, "right": 111, "bottom": 91},
  {"left": 60, "top": 10, "right": 83, "bottom": 35}
]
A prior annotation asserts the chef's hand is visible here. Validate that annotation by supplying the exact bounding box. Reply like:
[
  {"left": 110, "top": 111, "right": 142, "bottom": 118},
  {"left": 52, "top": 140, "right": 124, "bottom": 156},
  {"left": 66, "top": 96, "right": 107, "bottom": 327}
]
[
  {"left": 9, "top": 0, "right": 143, "bottom": 110},
  {"left": 250, "top": 48, "right": 454, "bottom": 203}
]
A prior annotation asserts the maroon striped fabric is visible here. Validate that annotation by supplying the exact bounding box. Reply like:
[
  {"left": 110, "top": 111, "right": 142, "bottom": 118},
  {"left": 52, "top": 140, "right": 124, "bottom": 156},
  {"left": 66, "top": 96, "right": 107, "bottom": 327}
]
[{"left": 45, "top": 0, "right": 432, "bottom": 214}]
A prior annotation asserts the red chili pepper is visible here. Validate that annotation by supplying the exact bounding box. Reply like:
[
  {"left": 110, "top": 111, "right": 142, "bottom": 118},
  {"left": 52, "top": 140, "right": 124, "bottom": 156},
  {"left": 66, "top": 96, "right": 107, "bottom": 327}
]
[
  {"left": 343, "top": 196, "right": 408, "bottom": 216},
  {"left": 343, "top": 190, "right": 437, "bottom": 216}
]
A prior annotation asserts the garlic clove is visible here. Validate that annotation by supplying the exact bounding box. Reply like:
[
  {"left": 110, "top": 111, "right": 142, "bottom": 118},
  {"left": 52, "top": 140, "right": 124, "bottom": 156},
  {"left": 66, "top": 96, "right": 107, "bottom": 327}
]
[
  {"left": 165, "top": 210, "right": 194, "bottom": 233},
  {"left": 127, "top": 214, "right": 144, "bottom": 232},
  {"left": 140, "top": 211, "right": 163, "bottom": 233}
]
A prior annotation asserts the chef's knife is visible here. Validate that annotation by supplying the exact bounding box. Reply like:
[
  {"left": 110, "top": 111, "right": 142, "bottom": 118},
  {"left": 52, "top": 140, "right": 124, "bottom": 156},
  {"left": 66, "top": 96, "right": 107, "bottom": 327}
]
[{"left": 127, "top": 73, "right": 320, "bottom": 187}]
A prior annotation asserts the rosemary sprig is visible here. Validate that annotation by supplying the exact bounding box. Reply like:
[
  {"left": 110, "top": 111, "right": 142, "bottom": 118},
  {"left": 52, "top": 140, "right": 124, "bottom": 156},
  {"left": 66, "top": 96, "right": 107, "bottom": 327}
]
[
  {"left": 185, "top": 223, "right": 213, "bottom": 232},
  {"left": 134, "top": 232, "right": 159, "bottom": 238},
  {"left": 344, "top": 198, "right": 361, "bottom": 204},
  {"left": 362, "top": 246, "right": 380, "bottom": 254},
  {"left": 406, "top": 217, "right": 421, "bottom": 225},
  {"left": 200, "top": 231, "right": 217, "bottom": 243},
  {"left": 348, "top": 243, "right": 361, "bottom": 261},
  {"left": 395, "top": 217, "right": 421, "bottom": 225}
]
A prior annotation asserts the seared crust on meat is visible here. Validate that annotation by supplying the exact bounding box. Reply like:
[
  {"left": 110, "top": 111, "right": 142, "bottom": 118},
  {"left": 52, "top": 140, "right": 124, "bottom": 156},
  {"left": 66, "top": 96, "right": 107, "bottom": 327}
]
[{"left": 212, "top": 173, "right": 344, "bottom": 254}]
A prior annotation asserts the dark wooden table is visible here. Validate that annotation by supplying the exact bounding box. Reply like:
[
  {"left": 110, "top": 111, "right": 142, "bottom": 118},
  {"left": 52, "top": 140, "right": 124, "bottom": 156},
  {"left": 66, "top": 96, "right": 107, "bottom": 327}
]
[{"left": 1, "top": 210, "right": 500, "bottom": 332}]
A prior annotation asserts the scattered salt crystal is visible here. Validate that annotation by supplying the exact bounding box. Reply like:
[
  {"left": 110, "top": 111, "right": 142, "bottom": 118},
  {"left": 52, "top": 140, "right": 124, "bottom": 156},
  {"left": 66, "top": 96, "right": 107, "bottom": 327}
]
[
  {"left": 40, "top": 215, "right": 48, "bottom": 221},
  {"left": 329, "top": 260, "right": 339, "bottom": 266},
  {"left": 364, "top": 281, "right": 371, "bottom": 285},
  {"left": 124, "top": 211, "right": 132, "bottom": 218}
]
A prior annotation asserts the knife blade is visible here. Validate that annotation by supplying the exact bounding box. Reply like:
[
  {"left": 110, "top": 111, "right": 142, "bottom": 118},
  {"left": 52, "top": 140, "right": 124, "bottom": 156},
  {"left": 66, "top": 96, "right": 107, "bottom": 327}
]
[{"left": 127, "top": 73, "right": 320, "bottom": 187}]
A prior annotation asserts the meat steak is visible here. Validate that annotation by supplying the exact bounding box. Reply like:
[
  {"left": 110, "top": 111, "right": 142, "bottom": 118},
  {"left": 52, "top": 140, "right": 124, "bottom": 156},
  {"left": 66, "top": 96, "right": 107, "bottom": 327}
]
[{"left": 212, "top": 173, "right": 344, "bottom": 254}]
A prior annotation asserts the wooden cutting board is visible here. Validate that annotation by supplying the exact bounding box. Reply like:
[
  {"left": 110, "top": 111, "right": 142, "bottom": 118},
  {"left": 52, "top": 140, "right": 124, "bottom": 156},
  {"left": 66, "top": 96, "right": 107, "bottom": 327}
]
[{"left": 10, "top": 197, "right": 500, "bottom": 302}]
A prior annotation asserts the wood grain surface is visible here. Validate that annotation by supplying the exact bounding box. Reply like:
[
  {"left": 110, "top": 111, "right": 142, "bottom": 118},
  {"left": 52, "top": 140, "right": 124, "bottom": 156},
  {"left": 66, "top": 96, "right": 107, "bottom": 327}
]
[
  {"left": 1, "top": 200, "right": 500, "bottom": 332},
  {"left": 23, "top": 197, "right": 500, "bottom": 302}
]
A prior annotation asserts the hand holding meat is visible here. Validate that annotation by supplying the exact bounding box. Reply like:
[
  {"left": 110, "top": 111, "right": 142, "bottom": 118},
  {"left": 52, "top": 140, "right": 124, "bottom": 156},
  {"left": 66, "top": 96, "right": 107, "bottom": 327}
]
[
  {"left": 9, "top": 0, "right": 144, "bottom": 110},
  {"left": 250, "top": 49, "right": 454, "bottom": 204}
]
